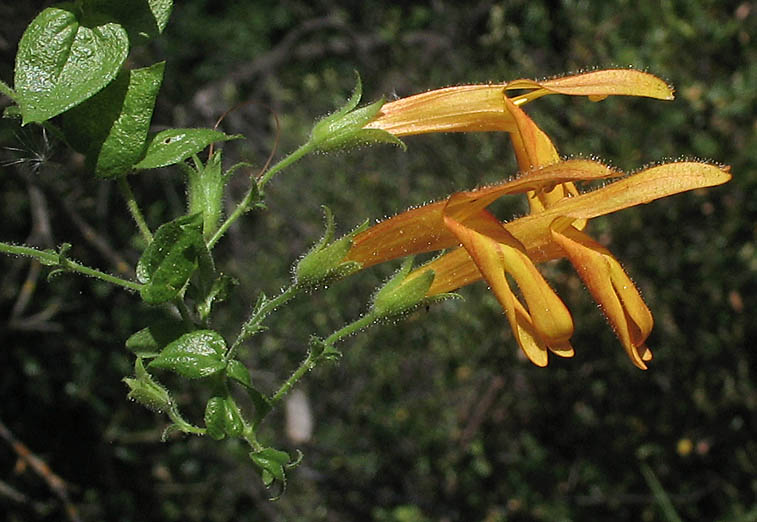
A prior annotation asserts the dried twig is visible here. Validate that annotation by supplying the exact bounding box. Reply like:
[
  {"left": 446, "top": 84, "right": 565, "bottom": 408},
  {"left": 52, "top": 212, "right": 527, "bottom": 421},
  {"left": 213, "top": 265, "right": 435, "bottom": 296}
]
[{"left": 0, "top": 417, "right": 81, "bottom": 522}]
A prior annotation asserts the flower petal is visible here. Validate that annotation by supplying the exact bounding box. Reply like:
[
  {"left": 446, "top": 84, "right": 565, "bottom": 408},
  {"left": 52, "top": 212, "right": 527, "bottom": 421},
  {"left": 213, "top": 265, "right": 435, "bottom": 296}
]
[
  {"left": 503, "top": 95, "right": 560, "bottom": 172},
  {"left": 550, "top": 225, "right": 653, "bottom": 369},
  {"left": 507, "top": 162, "right": 732, "bottom": 258},
  {"left": 443, "top": 212, "right": 574, "bottom": 365},
  {"left": 347, "top": 159, "right": 617, "bottom": 268},
  {"left": 501, "top": 95, "right": 587, "bottom": 228},
  {"left": 506, "top": 69, "right": 675, "bottom": 102}
]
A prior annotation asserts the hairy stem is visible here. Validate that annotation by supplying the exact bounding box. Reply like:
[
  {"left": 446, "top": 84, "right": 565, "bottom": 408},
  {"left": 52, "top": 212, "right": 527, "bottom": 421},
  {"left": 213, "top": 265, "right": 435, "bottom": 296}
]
[
  {"left": 226, "top": 284, "right": 301, "bottom": 362},
  {"left": 269, "top": 311, "right": 379, "bottom": 406},
  {"left": 0, "top": 242, "right": 142, "bottom": 292},
  {"left": 208, "top": 142, "right": 314, "bottom": 249},
  {"left": 118, "top": 177, "right": 153, "bottom": 244}
]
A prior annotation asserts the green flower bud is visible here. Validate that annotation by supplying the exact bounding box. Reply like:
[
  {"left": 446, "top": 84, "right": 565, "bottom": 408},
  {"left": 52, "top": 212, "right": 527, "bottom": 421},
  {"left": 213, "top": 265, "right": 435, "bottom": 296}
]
[{"left": 123, "top": 358, "right": 172, "bottom": 413}]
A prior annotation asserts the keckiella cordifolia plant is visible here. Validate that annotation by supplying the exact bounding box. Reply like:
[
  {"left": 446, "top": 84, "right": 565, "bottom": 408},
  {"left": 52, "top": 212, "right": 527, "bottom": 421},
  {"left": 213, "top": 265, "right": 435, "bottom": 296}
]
[{"left": 0, "top": 0, "right": 730, "bottom": 496}]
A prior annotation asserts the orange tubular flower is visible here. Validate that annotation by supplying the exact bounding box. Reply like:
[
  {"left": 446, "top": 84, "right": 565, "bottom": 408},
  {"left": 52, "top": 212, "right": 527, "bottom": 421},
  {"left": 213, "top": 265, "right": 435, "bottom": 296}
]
[
  {"left": 364, "top": 69, "right": 673, "bottom": 137},
  {"left": 344, "top": 69, "right": 729, "bottom": 368},
  {"left": 404, "top": 161, "right": 731, "bottom": 368}
]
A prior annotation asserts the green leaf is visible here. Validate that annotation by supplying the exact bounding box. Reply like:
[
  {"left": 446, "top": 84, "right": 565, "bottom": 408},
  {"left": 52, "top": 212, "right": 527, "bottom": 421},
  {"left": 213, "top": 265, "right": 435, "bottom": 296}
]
[
  {"left": 226, "top": 359, "right": 252, "bottom": 388},
  {"left": 86, "top": 0, "right": 173, "bottom": 46},
  {"left": 14, "top": 4, "right": 129, "bottom": 124},
  {"left": 204, "top": 394, "right": 245, "bottom": 440},
  {"left": 125, "top": 318, "right": 192, "bottom": 358},
  {"left": 204, "top": 396, "right": 226, "bottom": 440},
  {"left": 62, "top": 62, "right": 165, "bottom": 178},
  {"left": 222, "top": 396, "right": 244, "bottom": 437},
  {"left": 149, "top": 330, "right": 227, "bottom": 379},
  {"left": 137, "top": 214, "right": 203, "bottom": 304},
  {"left": 134, "top": 129, "right": 242, "bottom": 170}
]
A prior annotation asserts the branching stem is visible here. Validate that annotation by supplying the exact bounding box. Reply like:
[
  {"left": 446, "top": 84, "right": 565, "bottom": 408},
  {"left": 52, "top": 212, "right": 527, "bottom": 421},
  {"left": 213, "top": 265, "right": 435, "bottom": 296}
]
[{"left": 0, "top": 242, "right": 142, "bottom": 292}]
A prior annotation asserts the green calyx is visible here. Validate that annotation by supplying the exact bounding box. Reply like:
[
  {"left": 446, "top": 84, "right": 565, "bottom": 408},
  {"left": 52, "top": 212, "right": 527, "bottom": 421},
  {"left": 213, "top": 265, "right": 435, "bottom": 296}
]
[
  {"left": 294, "top": 206, "right": 366, "bottom": 288},
  {"left": 309, "top": 72, "right": 405, "bottom": 151},
  {"left": 370, "top": 257, "right": 435, "bottom": 318}
]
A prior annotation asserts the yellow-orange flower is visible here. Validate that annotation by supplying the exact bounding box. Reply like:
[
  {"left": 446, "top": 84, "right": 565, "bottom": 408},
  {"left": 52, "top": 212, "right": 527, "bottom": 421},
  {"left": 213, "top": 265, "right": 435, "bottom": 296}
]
[
  {"left": 343, "top": 69, "right": 730, "bottom": 368},
  {"left": 346, "top": 160, "right": 730, "bottom": 367},
  {"left": 364, "top": 69, "right": 673, "bottom": 137}
]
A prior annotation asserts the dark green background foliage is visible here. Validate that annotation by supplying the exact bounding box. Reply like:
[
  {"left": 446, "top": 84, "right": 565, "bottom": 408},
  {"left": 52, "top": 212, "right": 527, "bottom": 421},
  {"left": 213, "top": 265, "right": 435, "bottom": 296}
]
[{"left": 1, "top": 1, "right": 755, "bottom": 520}]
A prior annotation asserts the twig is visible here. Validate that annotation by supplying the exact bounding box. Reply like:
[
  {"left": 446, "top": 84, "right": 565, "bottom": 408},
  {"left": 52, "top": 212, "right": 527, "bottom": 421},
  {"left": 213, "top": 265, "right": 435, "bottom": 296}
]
[
  {"left": 0, "top": 417, "right": 81, "bottom": 522},
  {"left": 458, "top": 375, "right": 505, "bottom": 449}
]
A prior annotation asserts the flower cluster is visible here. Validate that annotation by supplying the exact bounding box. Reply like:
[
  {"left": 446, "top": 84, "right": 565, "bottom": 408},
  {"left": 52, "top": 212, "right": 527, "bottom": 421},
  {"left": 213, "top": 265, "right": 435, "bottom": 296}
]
[{"left": 335, "top": 70, "right": 729, "bottom": 369}]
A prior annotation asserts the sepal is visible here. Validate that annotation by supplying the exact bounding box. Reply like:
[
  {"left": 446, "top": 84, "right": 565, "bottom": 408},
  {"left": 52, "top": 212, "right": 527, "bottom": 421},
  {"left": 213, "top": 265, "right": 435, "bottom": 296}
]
[
  {"left": 309, "top": 73, "right": 404, "bottom": 151},
  {"left": 370, "top": 257, "right": 436, "bottom": 318},
  {"left": 294, "top": 207, "right": 366, "bottom": 287}
]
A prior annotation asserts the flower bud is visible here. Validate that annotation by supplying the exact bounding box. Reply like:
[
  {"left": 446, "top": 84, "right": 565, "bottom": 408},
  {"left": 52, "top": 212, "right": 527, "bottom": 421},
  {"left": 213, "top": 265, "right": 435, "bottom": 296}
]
[{"left": 123, "top": 358, "right": 172, "bottom": 413}]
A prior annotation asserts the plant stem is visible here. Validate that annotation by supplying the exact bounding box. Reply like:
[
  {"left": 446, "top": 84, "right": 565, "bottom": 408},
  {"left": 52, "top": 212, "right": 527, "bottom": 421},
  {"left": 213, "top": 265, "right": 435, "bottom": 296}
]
[
  {"left": 174, "top": 297, "right": 195, "bottom": 328},
  {"left": 118, "top": 177, "right": 153, "bottom": 244},
  {"left": 243, "top": 425, "right": 264, "bottom": 452},
  {"left": 256, "top": 141, "right": 314, "bottom": 191},
  {"left": 0, "top": 242, "right": 142, "bottom": 292},
  {"left": 167, "top": 403, "right": 205, "bottom": 435},
  {"left": 0, "top": 78, "right": 16, "bottom": 101},
  {"left": 226, "top": 284, "right": 300, "bottom": 362},
  {"left": 269, "top": 311, "right": 378, "bottom": 406},
  {"left": 323, "top": 312, "right": 378, "bottom": 346},
  {"left": 207, "top": 142, "right": 314, "bottom": 249}
]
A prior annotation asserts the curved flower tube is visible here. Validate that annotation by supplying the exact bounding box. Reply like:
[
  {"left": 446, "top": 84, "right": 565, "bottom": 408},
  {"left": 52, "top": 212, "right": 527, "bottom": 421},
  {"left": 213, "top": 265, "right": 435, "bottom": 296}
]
[{"left": 364, "top": 69, "right": 673, "bottom": 137}]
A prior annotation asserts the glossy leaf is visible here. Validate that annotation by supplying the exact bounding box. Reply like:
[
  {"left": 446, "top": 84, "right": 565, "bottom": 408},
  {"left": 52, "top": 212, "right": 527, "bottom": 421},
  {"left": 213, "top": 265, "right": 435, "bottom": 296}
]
[
  {"left": 14, "top": 4, "right": 129, "bottom": 124},
  {"left": 226, "top": 359, "right": 252, "bottom": 388},
  {"left": 86, "top": 0, "right": 173, "bottom": 46},
  {"left": 125, "top": 318, "right": 192, "bottom": 358},
  {"left": 137, "top": 214, "right": 203, "bottom": 304},
  {"left": 149, "top": 330, "right": 227, "bottom": 379},
  {"left": 250, "top": 447, "right": 291, "bottom": 486},
  {"left": 134, "top": 129, "right": 241, "bottom": 170},
  {"left": 62, "top": 62, "right": 165, "bottom": 178},
  {"left": 204, "top": 396, "right": 226, "bottom": 440},
  {"left": 222, "top": 396, "right": 244, "bottom": 437}
]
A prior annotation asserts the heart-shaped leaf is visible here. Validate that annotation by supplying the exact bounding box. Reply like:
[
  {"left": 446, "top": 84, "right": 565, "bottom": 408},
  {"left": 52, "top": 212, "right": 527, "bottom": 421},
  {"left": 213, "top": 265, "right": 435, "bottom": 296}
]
[{"left": 15, "top": 4, "right": 129, "bottom": 124}]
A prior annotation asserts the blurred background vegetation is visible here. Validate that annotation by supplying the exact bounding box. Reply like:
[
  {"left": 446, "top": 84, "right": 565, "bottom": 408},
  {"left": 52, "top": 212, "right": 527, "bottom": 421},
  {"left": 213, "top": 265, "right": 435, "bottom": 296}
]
[{"left": 1, "top": 1, "right": 755, "bottom": 521}]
